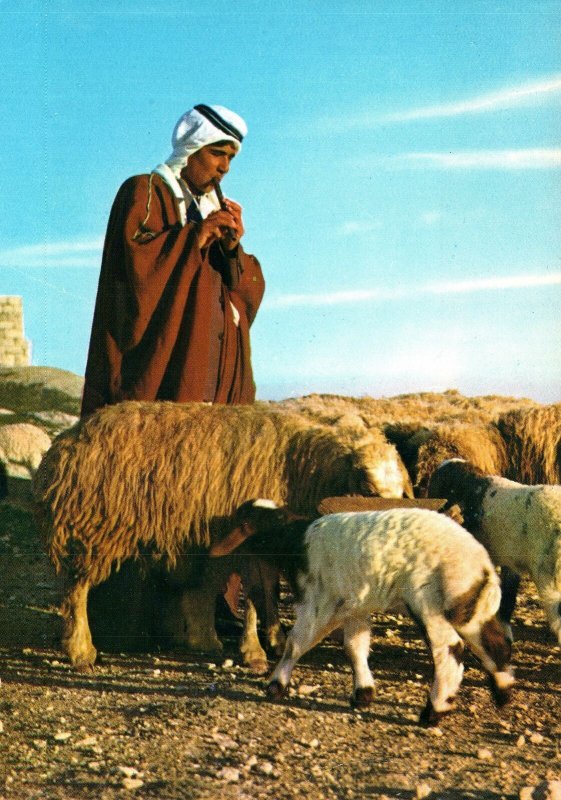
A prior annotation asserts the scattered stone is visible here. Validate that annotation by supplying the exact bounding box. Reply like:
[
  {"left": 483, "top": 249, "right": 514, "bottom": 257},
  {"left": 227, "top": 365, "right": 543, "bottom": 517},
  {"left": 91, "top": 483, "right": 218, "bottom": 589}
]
[
  {"left": 222, "top": 659, "right": 234, "bottom": 668},
  {"left": 244, "top": 755, "right": 258, "bottom": 771},
  {"left": 297, "top": 684, "right": 321, "bottom": 697},
  {"left": 212, "top": 732, "right": 237, "bottom": 751},
  {"left": 122, "top": 777, "right": 144, "bottom": 790},
  {"left": 218, "top": 766, "right": 240, "bottom": 782},
  {"left": 416, "top": 783, "right": 432, "bottom": 799},
  {"left": 32, "top": 739, "right": 47, "bottom": 749},
  {"left": 259, "top": 761, "right": 275, "bottom": 776},
  {"left": 75, "top": 736, "right": 97, "bottom": 749},
  {"left": 0, "top": 721, "right": 3, "bottom": 734},
  {"left": 118, "top": 766, "right": 140, "bottom": 778},
  {"left": 517, "top": 735, "right": 526, "bottom": 748},
  {"left": 477, "top": 748, "right": 493, "bottom": 760},
  {"left": 54, "top": 732, "right": 72, "bottom": 742},
  {"left": 530, "top": 732, "right": 545, "bottom": 744}
]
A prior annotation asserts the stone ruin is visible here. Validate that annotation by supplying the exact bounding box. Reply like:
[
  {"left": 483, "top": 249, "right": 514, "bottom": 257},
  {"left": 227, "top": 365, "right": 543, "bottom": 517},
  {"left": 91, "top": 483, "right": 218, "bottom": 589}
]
[{"left": 0, "top": 296, "right": 31, "bottom": 367}]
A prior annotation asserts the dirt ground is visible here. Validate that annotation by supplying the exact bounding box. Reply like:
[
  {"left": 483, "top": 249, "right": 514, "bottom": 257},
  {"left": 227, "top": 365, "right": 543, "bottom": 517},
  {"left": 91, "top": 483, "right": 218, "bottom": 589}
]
[{"left": 1, "top": 497, "right": 560, "bottom": 800}]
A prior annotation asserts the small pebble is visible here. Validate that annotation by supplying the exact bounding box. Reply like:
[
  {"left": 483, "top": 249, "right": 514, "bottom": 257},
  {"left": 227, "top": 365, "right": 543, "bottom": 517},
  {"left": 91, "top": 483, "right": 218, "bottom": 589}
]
[
  {"left": 416, "top": 784, "right": 432, "bottom": 800},
  {"left": 477, "top": 748, "right": 493, "bottom": 760},
  {"left": 33, "top": 739, "right": 47, "bottom": 750},
  {"left": 244, "top": 755, "right": 258, "bottom": 771},
  {"left": 259, "top": 761, "right": 274, "bottom": 776},
  {"left": 118, "top": 766, "right": 140, "bottom": 778},
  {"left": 296, "top": 684, "right": 321, "bottom": 697},
  {"left": 122, "top": 778, "right": 144, "bottom": 790},
  {"left": 530, "top": 732, "right": 544, "bottom": 744},
  {"left": 54, "top": 732, "right": 72, "bottom": 742},
  {"left": 517, "top": 735, "right": 526, "bottom": 748},
  {"left": 218, "top": 766, "right": 240, "bottom": 782},
  {"left": 75, "top": 736, "right": 97, "bottom": 748},
  {"left": 212, "top": 732, "right": 237, "bottom": 750}
]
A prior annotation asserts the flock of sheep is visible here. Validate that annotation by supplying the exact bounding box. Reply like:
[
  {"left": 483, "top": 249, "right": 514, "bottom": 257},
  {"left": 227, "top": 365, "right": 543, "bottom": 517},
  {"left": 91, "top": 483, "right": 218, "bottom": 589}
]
[{"left": 29, "top": 395, "right": 561, "bottom": 725}]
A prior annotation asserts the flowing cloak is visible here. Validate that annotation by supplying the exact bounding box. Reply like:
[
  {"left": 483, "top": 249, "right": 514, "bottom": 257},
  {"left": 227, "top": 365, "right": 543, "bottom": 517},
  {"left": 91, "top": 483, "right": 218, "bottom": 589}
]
[{"left": 81, "top": 173, "right": 265, "bottom": 416}]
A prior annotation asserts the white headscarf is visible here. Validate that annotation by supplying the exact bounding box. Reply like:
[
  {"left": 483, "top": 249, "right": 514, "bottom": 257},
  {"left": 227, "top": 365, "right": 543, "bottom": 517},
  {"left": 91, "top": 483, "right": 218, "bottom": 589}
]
[{"left": 165, "top": 104, "right": 247, "bottom": 178}]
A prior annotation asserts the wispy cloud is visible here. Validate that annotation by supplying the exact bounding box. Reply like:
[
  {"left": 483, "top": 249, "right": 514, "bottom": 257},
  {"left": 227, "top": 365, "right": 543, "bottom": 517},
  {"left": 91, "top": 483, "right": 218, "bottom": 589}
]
[
  {"left": 319, "top": 75, "right": 561, "bottom": 132},
  {"left": 0, "top": 239, "right": 103, "bottom": 268},
  {"left": 396, "top": 148, "right": 561, "bottom": 170},
  {"left": 337, "top": 220, "right": 383, "bottom": 236},
  {"left": 419, "top": 211, "right": 443, "bottom": 226},
  {"left": 266, "top": 271, "right": 561, "bottom": 310},
  {"left": 381, "top": 75, "right": 561, "bottom": 123}
]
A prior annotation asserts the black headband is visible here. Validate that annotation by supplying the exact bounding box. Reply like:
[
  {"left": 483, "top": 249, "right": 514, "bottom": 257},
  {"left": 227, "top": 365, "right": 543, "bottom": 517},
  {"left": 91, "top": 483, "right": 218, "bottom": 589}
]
[{"left": 194, "top": 104, "right": 244, "bottom": 143}]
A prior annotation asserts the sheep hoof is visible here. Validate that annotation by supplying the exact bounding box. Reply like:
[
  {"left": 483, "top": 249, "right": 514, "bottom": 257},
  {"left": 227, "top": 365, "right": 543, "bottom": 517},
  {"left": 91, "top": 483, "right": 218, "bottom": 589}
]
[
  {"left": 67, "top": 646, "right": 97, "bottom": 672},
  {"left": 266, "top": 680, "right": 288, "bottom": 701},
  {"left": 418, "top": 697, "right": 442, "bottom": 727},
  {"left": 489, "top": 679, "right": 512, "bottom": 708},
  {"left": 247, "top": 659, "right": 269, "bottom": 675},
  {"left": 350, "top": 687, "right": 374, "bottom": 708},
  {"left": 75, "top": 662, "right": 95, "bottom": 674}
]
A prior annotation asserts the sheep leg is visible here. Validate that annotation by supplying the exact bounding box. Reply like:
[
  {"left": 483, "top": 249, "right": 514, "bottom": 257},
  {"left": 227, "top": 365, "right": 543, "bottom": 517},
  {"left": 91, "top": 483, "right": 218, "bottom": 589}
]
[
  {"left": 498, "top": 566, "right": 520, "bottom": 642},
  {"left": 267, "top": 601, "right": 337, "bottom": 700},
  {"left": 343, "top": 617, "right": 375, "bottom": 708},
  {"left": 61, "top": 578, "right": 97, "bottom": 671},
  {"left": 239, "top": 597, "right": 269, "bottom": 675},
  {"left": 534, "top": 574, "right": 561, "bottom": 645},
  {"left": 459, "top": 616, "right": 515, "bottom": 707},
  {"left": 180, "top": 584, "right": 223, "bottom": 653},
  {"left": 419, "top": 616, "right": 466, "bottom": 726},
  {"left": 243, "top": 558, "right": 286, "bottom": 656}
]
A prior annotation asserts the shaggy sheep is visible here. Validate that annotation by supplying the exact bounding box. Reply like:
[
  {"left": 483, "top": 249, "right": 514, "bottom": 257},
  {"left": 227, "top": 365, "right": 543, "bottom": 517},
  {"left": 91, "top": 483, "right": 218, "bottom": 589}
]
[
  {"left": 0, "top": 422, "right": 52, "bottom": 481},
  {"left": 411, "top": 422, "right": 508, "bottom": 495},
  {"left": 497, "top": 403, "right": 561, "bottom": 485},
  {"left": 33, "top": 400, "right": 413, "bottom": 671},
  {"left": 211, "top": 500, "right": 515, "bottom": 725},
  {"left": 427, "top": 459, "right": 561, "bottom": 645}
]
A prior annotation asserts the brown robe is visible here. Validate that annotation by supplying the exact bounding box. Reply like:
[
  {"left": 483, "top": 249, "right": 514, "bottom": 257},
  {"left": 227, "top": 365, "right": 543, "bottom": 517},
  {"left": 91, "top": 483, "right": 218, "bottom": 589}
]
[{"left": 81, "top": 173, "right": 265, "bottom": 416}]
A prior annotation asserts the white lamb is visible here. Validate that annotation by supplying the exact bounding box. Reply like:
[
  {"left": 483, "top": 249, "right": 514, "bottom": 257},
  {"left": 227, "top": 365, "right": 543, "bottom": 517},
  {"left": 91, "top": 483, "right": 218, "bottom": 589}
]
[
  {"left": 427, "top": 458, "right": 561, "bottom": 645},
  {"left": 211, "top": 499, "right": 515, "bottom": 725}
]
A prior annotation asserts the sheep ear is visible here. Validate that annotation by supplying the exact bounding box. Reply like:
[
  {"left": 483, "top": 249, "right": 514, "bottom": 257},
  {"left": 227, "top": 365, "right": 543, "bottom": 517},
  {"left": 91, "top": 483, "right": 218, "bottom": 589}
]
[{"left": 209, "top": 522, "right": 255, "bottom": 558}]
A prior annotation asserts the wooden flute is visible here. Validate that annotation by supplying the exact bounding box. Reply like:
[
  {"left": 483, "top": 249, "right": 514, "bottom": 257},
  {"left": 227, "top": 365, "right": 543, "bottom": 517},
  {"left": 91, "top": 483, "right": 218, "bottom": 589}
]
[{"left": 213, "top": 179, "right": 236, "bottom": 242}]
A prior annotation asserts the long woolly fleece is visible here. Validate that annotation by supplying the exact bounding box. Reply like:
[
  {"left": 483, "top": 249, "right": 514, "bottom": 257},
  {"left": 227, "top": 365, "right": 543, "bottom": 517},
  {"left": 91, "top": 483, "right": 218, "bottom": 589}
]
[{"left": 33, "top": 400, "right": 410, "bottom": 586}]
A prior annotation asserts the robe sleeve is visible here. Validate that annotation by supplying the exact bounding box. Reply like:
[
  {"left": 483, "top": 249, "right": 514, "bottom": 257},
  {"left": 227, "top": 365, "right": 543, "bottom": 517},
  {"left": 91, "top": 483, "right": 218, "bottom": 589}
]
[{"left": 211, "top": 244, "right": 265, "bottom": 328}]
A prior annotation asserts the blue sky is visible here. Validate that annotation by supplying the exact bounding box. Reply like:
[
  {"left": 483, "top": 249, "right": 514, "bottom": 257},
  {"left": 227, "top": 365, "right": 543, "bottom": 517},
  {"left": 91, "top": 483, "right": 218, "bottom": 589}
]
[{"left": 1, "top": 1, "right": 560, "bottom": 402}]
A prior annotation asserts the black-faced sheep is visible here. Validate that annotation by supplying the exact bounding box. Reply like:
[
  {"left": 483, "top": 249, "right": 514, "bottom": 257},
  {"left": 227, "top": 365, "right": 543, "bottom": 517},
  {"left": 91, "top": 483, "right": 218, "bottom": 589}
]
[
  {"left": 33, "top": 400, "right": 413, "bottom": 671},
  {"left": 211, "top": 500, "right": 515, "bottom": 725},
  {"left": 427, "top": 458, "right": 561, "bottom": 645}
]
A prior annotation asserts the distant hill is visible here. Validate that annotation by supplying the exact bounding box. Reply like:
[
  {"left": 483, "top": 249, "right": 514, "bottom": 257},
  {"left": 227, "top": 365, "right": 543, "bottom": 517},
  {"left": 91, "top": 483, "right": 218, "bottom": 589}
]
[{"left": 0, "top": 366, "right": 83, "bottom": 417}]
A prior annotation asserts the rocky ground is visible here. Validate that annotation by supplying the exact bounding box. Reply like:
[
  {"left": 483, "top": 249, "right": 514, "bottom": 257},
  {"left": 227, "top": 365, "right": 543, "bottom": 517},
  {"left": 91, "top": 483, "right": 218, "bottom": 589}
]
[{"left": 1, "top": 499, "right": 560, "bottom": 800}]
